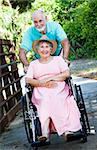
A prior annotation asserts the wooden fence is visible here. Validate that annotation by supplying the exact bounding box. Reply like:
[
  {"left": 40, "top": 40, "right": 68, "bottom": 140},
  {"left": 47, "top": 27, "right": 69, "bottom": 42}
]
[{"left": 0, "top": 39, "right": 22, "bottom": 133}]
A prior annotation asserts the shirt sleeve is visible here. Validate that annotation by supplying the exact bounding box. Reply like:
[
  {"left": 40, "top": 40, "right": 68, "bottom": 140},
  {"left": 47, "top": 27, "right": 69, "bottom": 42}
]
[
  {"left": 25, "top": 62, "right": 34, "bottom": 79},
  {"left": 20, "top": 28, "right": 32, "bottom": 52},
  {"left": 55, "top": 22, "right": 67, "bottom": 41},
  {"left": 58, "top": 56, "right": 69, "bottom": 72}
]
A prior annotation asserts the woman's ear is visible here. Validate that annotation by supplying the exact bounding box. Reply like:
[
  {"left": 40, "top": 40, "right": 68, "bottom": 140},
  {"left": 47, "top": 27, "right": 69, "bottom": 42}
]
[
  {"left": 50, "top": 48, "right": 53, "bottom": 55},
  {"left": 37, "top": 49, "right": 40, "bottom": 55}
]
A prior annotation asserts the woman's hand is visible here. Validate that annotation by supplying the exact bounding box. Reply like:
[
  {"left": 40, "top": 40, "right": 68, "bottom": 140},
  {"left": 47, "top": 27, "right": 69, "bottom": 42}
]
[
  {"left": 26, "top": 77, "right": 57, "bottom": 88},
  {"left": 45, "top": 81, "right": 58, "bottom": 88},
  {"left": 39, "top": 79, "right": 57, "bottom": 88}
]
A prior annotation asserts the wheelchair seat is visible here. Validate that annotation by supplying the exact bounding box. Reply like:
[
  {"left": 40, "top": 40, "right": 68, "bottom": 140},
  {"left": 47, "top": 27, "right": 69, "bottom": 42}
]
[{"left": 21, "top": 77, "right": 91, "bottom": 148}]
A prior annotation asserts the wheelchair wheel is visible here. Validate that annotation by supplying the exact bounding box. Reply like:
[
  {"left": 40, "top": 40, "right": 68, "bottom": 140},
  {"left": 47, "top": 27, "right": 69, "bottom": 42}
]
[
  {"left": 74, "top": 84, "right": 89, "bottom": 142},
  {"left": 22, "top": 94, "right": 43, "bottom": 144},
  {"left": 22, "top": 95, "right": 33, "bottom": 143}
]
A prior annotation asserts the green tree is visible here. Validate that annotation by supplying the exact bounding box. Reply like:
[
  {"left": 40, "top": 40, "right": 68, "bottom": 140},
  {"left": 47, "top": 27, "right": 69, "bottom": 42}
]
[{"left": 0, "top": 0, "right": 97, "bottom": 59}]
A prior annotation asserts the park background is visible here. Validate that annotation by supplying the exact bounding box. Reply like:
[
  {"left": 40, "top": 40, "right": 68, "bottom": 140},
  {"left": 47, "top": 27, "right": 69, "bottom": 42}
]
[
  {"left": 0, "top": 0, "right": 97, "bottom": 61},
  {"left": 0, "top": 1, "right": 97, "bottom": 149}
]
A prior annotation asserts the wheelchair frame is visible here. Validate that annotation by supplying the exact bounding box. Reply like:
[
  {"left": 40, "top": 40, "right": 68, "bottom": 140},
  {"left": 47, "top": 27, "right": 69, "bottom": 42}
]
[{"left": 21, "top": 77, "right": 93, "bottom": 148}]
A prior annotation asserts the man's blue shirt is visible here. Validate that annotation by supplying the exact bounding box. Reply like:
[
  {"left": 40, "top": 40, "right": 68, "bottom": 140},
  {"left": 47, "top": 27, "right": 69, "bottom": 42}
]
[{"left": 21, "top": 21, "right": 67, "bottom": 58}]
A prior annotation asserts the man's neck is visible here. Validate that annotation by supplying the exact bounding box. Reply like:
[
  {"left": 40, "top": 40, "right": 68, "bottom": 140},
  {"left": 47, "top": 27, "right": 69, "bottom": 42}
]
[{"left": 41, "top": 30, "right": 46, "bottom": 34}]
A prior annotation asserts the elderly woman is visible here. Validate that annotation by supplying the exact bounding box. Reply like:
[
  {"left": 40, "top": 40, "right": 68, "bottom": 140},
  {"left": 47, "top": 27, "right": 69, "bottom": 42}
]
[{"left": 25, "top": 39, "right": 82, "bottom": 142}]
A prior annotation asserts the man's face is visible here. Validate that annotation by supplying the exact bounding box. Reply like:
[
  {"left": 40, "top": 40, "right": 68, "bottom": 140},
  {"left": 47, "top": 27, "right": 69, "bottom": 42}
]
[{"left": 33, "top": 14, "right": 46, "bottom": 32}]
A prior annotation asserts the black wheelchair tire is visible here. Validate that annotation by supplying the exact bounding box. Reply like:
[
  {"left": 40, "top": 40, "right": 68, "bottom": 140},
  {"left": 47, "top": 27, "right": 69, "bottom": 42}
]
[
  {"left": 74, "top": 85, "right": 88, "bottom": 143},
  {"left": 22, "top": 96, "right": 33, "bottom": 143}
]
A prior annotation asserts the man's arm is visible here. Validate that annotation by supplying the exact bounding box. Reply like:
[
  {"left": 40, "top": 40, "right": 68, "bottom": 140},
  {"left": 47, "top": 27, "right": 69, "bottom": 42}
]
[
  {"left": 54, "top": 22, "right": 70, "bottom": 61},
  {"left": 19, "top": 48, "right": 29, "bottom": 72},
  {"left": 61, "top": 39, "right": 70, "bottom": 59}
]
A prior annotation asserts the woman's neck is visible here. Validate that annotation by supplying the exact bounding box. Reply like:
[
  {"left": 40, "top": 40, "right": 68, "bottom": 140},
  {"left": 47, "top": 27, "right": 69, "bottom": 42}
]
[{"left": 39, "top": 56, "right": 53, "bottom": 63}]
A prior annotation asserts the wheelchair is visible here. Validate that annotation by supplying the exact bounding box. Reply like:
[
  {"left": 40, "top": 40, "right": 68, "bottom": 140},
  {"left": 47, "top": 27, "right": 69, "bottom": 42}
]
[{"left": 21, "top": 77, "right": 92, "bottom": 149}]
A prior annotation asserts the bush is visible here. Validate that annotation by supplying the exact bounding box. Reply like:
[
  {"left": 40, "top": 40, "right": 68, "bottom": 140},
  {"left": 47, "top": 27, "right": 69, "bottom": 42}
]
[{"left": 1, "top": 0, "right": 97, "bottom": 60}]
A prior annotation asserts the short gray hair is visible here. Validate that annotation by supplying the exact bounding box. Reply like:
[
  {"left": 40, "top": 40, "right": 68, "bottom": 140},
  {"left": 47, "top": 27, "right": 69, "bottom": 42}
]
[{"left": 32, "top": 9, "right": 45, "bottom": 20}]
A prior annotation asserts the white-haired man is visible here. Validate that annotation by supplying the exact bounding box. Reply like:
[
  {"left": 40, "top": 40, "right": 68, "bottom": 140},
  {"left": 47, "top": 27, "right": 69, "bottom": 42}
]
[{"left": 19, "top": 9, "right": 70, "bottom": 71}]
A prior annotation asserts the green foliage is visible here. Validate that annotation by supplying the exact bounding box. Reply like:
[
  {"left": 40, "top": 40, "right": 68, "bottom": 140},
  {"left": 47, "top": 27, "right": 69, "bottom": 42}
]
[
  {"left": 0, "top": 0, "right": 97, "bottom": 60},
  {"left": 53, "top": 0, "right": 97, "bottom": 59},
  {"left": 0, "top": 5, "right": 32, "bottom": 59}
]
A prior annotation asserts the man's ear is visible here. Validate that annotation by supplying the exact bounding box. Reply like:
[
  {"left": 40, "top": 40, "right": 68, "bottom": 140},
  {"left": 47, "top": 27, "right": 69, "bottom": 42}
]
[{"left": 45, "top": 16, "right": 48, "bottom": 21}]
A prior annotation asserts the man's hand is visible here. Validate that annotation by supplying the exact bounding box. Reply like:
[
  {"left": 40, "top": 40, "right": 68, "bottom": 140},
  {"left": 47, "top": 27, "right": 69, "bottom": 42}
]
[
  {"left": 41, "top": 35, "right": 48, "bottom": 39},
  {"left": 64, "top": 58, "right": 71, "bottom": 65},
  {"left": 24, "top": 65, "right": 29, "bottom": 73}
]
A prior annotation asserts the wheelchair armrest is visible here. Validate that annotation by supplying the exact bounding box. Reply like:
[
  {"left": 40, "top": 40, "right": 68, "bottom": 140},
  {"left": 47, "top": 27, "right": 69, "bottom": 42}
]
[
  {"left": 65, "top": 76, "right": 72, "bottom": 85},
  {"left": 25, "top": 83, "right": 33, "bottom": 91},
  {"left": 25, "top": 77, "right": 73, "bottom": 91},
  {"left": 65, "top": 77, "right": 73, "bottom": 96}
]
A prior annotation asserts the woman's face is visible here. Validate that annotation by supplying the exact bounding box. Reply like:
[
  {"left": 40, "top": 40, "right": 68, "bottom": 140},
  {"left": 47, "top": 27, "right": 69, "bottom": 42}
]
[{"left": 37, "top": 42, "right": 52, "bottom": 59}]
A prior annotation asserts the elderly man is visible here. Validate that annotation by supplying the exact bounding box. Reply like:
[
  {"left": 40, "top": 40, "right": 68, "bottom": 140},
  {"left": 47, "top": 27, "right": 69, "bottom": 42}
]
[{"left": 19, "top": 9, "right": 70, "bottom": 71}]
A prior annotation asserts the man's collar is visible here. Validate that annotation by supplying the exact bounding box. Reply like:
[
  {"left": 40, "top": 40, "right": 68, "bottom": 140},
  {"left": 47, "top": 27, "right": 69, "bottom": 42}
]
[
  {"left": 34, "top": 27, "right": 42, "bottom": 35},
  {"left": 46, "top": 22, "right": 50, "bottom": 33},
  {"left": 40, "top": 30, "right": 46, "bottom": 34}
]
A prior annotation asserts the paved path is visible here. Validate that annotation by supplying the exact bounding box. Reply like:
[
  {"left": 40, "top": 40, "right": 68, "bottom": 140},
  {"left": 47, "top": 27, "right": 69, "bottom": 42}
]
[{"left": 0, "top": 76, "right": 97, "bottom": 150}]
